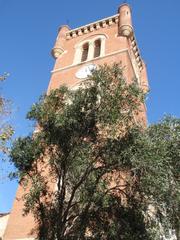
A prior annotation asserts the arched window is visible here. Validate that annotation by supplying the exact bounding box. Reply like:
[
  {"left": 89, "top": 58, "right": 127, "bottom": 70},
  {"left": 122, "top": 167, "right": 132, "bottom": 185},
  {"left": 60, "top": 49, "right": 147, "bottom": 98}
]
[
  {"left": 94, "top": 39, "right": 101, "bottom": 58},
  {"left": 74, "top": 35, "right": 106, "bottom": 64},
  {"left": 81, "top": 43, "right": 89, "bottom": 62}
]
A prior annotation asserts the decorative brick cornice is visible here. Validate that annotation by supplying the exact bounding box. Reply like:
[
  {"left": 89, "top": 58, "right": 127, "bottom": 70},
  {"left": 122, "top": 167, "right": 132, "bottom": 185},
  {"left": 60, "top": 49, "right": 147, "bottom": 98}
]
[
  {"left": 66, "top": 14, "right": 119, "bottom": 40},
  {"left": 130, "top": 35, "right": 143, "bottom": 71}
]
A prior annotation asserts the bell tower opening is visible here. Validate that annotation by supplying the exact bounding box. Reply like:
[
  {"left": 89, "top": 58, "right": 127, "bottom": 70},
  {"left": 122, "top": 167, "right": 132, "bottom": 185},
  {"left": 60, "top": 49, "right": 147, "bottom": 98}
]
[
  {"left": 94, "top": 39, "right": 101, "bottom": 58},
  {"left": 81, "top": 43, "right": 89, "bottom": 62}
]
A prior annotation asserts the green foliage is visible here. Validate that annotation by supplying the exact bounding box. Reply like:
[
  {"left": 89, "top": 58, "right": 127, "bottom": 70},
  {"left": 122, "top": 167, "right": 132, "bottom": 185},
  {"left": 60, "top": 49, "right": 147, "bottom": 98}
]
[
  {"left": 9, "top": 64, "right": 179, "bottom": 240},
  {"left": 9, "top": 136, "right": 43, "bottom": 179},
  {"left": 0, "top": 74, "right": 13, "bottom": 155}
]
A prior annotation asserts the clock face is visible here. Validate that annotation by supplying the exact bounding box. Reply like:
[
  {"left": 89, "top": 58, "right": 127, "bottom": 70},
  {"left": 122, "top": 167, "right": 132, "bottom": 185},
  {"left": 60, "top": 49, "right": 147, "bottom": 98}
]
[{"left": 75, "top": 64, "right": 96, "bottom": 79}]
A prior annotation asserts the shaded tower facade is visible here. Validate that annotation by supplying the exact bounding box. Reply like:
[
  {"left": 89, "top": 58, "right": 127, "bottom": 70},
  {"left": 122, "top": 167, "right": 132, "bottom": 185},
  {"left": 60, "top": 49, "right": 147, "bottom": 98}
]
[{"left": 4, "top": 4, "right": 148, "bottom": 239}]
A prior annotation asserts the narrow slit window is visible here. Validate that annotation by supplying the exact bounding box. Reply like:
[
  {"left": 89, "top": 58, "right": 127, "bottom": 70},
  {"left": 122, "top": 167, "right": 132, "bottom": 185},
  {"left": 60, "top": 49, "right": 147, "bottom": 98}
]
[
  {"left": 94, "top": 39, "right": 101, "bottom": 58},
  {"left": 81, "top": 43, "right": 89, "bottom": 62}
]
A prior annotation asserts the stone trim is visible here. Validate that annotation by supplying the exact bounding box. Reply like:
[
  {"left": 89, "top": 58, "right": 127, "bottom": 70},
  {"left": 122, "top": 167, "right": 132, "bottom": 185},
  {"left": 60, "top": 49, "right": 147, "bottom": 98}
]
[
  {"left": 51, "top": 48, "right": 142, "bottom": 85},
  {"left": 66, "top": 14, "right": 119, "bottom": 40},
  {"left": 51, "top": 48, "right": 129, "bottom": 73},
  {"left": 52, "top": 49, "right": 142, "bottom": 93}
]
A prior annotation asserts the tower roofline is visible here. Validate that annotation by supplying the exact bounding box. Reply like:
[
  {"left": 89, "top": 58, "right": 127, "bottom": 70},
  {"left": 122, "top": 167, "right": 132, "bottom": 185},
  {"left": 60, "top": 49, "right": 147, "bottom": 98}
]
[
  {"left": 64, "top": 3, "right": 132, "bottom": 37},
  {"left": 65, "top": 14, "right": 119, "bottom": 40}
]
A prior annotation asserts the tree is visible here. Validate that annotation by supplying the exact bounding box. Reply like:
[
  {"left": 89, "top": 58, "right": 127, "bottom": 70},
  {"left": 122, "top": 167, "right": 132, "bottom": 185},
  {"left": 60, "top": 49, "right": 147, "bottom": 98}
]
[
  {"left": 0, "top": 72, "right": 13, "bottom": 155},
  {"left": 10, "top": 64, "right": 179, "bottom": 240}
]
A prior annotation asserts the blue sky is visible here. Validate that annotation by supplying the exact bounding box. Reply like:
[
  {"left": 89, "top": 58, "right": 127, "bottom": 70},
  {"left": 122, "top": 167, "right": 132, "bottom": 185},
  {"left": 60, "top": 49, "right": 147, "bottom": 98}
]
[{"left": 0, "top": 0, "right": 180, "bottom": 212}]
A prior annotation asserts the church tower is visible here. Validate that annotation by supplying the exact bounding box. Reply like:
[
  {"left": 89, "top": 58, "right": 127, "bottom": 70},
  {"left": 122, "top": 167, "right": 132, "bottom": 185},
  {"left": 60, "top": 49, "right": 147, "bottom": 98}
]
[
  {"left": 3, "top": 4, "right": 148, "bottom": 239},
  {"left": 48, "top": 4, "right": 148, "bottom": 94}
]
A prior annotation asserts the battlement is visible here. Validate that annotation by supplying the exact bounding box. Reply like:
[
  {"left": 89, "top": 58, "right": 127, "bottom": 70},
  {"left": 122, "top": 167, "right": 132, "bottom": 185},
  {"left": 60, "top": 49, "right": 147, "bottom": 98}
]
[{"left": 66, "top": 14, "right": 119, "bottom": 39}]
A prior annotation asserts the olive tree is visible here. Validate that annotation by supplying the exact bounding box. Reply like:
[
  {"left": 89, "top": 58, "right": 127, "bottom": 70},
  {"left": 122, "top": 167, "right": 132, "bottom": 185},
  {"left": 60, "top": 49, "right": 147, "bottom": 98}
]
[{"left": 10, "top": 64, "right": 179, "bottom": 240}]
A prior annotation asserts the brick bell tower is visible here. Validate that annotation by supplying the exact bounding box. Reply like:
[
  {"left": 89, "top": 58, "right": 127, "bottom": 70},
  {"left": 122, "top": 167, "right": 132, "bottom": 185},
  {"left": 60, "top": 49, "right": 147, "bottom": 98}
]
[{"left": 4, "top": 4, "right": 148, "bottom": 239}]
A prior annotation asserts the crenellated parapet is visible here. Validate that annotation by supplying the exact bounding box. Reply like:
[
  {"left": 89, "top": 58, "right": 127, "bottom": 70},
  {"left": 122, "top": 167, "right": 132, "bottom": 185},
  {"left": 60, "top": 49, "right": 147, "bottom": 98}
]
[{"left": 66, "top": 14, "right": 119, "bottom": 40}]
